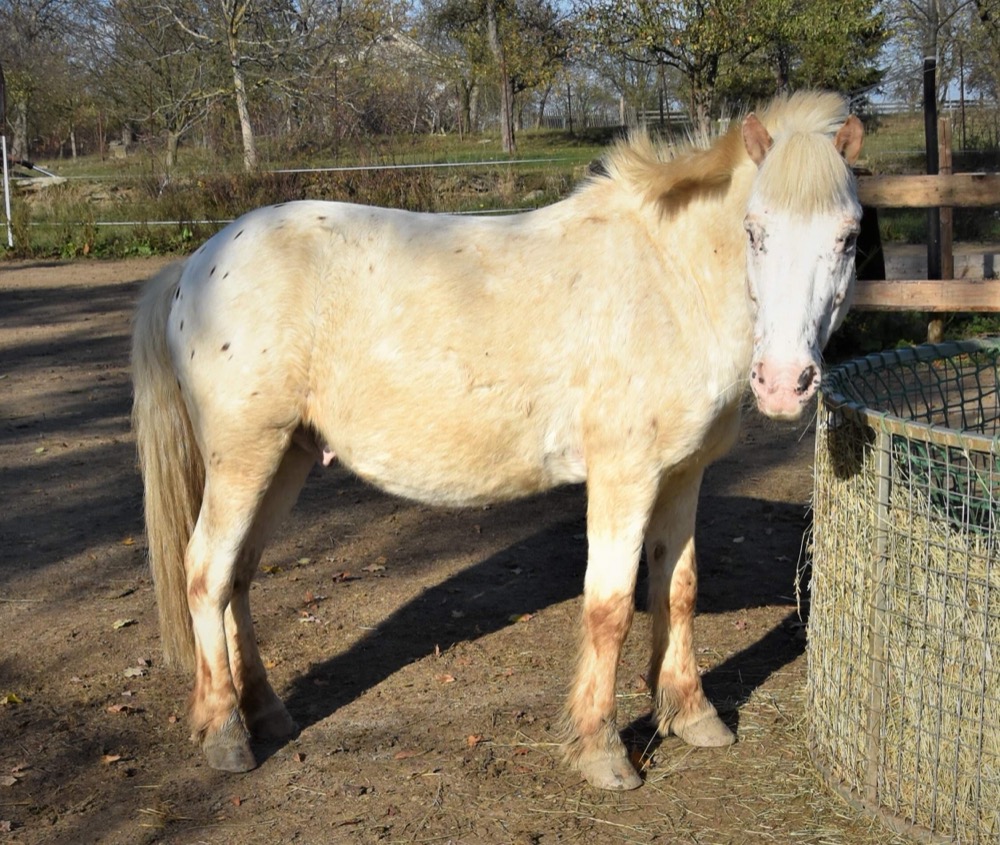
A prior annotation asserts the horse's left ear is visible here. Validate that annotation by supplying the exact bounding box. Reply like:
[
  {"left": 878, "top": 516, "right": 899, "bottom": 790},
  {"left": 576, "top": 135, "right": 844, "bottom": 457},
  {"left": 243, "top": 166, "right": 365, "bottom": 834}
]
[
  {"left": 742, "top": 113, "right": 773, "bottom": 166},
  {"left": 834, "top": 115, "right": 864, "bottom": 165}
]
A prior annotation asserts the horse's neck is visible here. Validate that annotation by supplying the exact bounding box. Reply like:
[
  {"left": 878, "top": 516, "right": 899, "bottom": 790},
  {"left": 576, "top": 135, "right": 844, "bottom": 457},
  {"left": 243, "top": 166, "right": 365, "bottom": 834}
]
[{"left": 655, "top": 171, "right": 756, "bottom": 379}]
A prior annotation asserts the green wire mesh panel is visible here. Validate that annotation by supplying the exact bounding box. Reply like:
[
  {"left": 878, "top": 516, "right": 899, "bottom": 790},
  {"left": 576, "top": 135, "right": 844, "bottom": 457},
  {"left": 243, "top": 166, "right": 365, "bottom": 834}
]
[{"left": 809, "top": 339, "right": 1000, "bottom": 843}]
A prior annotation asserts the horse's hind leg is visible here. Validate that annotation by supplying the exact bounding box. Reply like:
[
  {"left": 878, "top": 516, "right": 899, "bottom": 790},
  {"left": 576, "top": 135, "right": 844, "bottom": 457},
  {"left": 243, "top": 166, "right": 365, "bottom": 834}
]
[
  {"left": 645, "top": 468, "right": 735, "bottom": 747},
  {"left": 185, "top": 434, "right": 292, "bottom": 772},
  {"left": 225, "top": 441, "right": 316, "bottom": 741}
]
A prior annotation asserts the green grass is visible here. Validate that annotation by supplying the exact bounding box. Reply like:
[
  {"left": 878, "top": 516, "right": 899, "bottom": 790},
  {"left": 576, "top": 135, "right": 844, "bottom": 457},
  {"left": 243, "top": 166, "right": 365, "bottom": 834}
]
[
  {"left": 6, "top": 110, "right": 1000, "bottom": 260},
  {"left": 4, "top": 128, "right": 609, "bottom": 259}
]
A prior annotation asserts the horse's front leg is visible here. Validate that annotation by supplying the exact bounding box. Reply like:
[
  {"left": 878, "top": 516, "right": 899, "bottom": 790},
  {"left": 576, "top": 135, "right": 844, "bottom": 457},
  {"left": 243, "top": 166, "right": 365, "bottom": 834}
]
[
  {"left": 565, "top": 467, "right": 656, "bottom": 791},
  {"left": 646, "top": 468, "right": 734, "bottom": 747}
]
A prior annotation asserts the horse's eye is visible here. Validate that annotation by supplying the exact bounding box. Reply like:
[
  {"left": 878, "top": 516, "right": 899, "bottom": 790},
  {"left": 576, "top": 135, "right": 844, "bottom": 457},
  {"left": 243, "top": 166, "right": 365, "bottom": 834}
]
[{"left": 837, "top": 231, "right": 859, "bottom": 253}]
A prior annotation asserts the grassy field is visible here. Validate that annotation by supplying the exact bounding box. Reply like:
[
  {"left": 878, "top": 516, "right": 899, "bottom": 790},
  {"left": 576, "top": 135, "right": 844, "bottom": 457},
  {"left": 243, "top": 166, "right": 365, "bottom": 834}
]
[{"left": 4, "top": 111, "right": 1000, "bottom": 260}]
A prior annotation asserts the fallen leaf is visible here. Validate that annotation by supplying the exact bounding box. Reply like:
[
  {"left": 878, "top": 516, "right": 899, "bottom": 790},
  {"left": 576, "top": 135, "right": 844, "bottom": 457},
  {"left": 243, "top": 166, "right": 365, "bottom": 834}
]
[
  {"left": 361, "top": 563, "right": 385, "bottom": 573},
  {"left": 393, "top": 749, "right": 422, "bottom": 760},
  {"left": 107, "top": 703, "right": 142, "bottom": 715},
  {"left": 434, "top": 673, "right": 456, "bottom": 684},
  {"left": 112, "top": 619, "right": 136, "bottom": 630},
  {"left": 0, "top": 777, "right": 17, "bottom": 788},
  {"left": 260, "top": 565, "right": 282, "bottom": 575},
  {"left": 123, "top": 667, "right": 147, "bottom": 678},
  {"left": 230, "top": 795, "right": 242, "bottom": 807},
  {"left": 466, "top": 734, "right": 484, "bottom": 748},
  {"left": 101, "top": 754, "right": 123, "bottom": 765},
  {"left": 121, "top": 536, "right": 135, "bottom": 546},
  {"left": 297, "top": 557, "right": 311, "bottom": 565},
  {"left": 732, "top": 536, "right": 745, "bottom": 544},
  {"left": 0, "top": 820, "right": 11, "bottom": 832},
  {"left": 508, "top": 612, "right": 534, "bottom": 624},
  {"left": 1, "top": 693, "right": 23, "bottom": 706},
  {"left": 293, "top": 752, "right": 306, "bottom": 763},
  {"left": 298, "top": 613, "right": 320, "bottom": 624},
  {"left": 34, "top": 446, "right": 45, "bottom": 455},
  {"left": 137, "top": 657, "right": 152, "bottom": 667},
  {"left": 167, "top": 714, "right": 179, "bottom": 724},
  {"left": 331, "top": 571, "right": 353, "bottom": 583}
]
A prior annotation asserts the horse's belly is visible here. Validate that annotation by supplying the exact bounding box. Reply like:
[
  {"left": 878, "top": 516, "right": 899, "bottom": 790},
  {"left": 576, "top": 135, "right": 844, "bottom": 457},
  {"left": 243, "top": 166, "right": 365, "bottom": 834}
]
[{"left": 315, "top": 387, "right": 585, "bottom": 507}]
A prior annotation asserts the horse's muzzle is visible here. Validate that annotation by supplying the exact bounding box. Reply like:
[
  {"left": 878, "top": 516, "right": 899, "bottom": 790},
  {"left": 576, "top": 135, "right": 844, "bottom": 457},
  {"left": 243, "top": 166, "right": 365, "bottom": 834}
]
[{"left": 750, "top": 359, "right": 821, "bottom": 421}]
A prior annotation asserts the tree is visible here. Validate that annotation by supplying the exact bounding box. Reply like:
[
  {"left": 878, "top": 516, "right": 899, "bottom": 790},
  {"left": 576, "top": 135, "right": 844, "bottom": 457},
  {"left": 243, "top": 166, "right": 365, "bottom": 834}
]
[
  {"left": 716, "top": 0, "right": 886, "bottom": 104},
  {"left": 577, "top": 0, "right": 764, "bottom": 134},
  {"left": 83, "top": 1, "right": 218, "bottom": 169},
  {"left": 577, "top": 0, "right": 886, "bottom": 133},
  {"left": 0, "top": 0, "right": 78, "bottom": 158},
  {"left": 432, "top": 0, "right": 570, "bottom": 152}
]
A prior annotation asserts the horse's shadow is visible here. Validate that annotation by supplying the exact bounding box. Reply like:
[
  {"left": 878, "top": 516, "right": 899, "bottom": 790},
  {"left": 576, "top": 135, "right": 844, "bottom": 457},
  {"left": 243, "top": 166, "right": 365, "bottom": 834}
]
[{"left": 273, "top": 486, "right": 808, "bottom": 765}]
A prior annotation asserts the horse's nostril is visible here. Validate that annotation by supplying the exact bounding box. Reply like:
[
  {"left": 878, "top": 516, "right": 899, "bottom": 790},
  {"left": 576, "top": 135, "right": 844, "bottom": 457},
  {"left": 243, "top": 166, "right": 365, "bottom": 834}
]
[{"left": 795, "top": 365, "right": 818, "bottom": 395}]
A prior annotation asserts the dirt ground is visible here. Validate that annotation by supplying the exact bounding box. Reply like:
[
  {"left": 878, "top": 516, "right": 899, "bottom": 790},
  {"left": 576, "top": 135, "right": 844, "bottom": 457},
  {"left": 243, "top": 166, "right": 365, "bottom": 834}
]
[{"left": 0, "top": 258, "right": 910, "bottom": 845}]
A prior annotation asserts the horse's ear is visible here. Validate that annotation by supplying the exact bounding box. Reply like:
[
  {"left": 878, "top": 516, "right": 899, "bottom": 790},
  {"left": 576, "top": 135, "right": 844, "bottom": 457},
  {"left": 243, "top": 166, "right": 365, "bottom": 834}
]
[
  {"left": 834, "top": 115, "right": 864, "bottom": 165},
  {"left": 742, "top": 113, "right": 773, "bottom": 166}
]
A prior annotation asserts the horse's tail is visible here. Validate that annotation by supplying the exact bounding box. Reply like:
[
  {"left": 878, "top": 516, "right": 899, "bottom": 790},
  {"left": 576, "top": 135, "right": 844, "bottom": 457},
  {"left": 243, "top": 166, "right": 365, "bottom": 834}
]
[{"left": 131, "top": 261, "right": 202, "bottom": 671}]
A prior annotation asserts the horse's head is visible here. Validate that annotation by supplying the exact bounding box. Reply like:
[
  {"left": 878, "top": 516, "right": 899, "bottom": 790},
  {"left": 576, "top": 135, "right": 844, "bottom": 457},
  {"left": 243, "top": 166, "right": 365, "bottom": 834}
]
[{"left": 741, "top": 99, "right": 864, "bottom": 421}]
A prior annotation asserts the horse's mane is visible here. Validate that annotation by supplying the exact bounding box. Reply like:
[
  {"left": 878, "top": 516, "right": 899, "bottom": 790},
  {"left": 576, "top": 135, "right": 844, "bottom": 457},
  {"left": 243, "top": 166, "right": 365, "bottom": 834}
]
[{"left": 597, "top": 90, "right": 855, "bottom": 215}]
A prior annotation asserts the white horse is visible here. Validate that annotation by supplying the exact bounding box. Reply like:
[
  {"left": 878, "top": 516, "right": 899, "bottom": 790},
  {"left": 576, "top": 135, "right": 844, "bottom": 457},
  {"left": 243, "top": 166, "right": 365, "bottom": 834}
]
[{"left": 132, "top": 90, "right": 863, "bottom": 790}]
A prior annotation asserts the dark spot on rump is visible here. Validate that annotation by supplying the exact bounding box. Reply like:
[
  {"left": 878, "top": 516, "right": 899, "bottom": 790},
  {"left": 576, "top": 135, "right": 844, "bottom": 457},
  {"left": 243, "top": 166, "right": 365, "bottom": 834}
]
[
  {"left": 454, "top": 248, "right": 463, "bottom": 254},
  {"left": 652, "top": 541, "right": 666, "bottom": 563},
  {"left": 223, "top": 272, "right": 229, "bottom": 279},
  {"left": 190, "top": 349, "right": 195, "bottom": 360},
  {"left": 234, "top": 229, "right": 244, "bottom": 240},
  {"left": 210, "top": 266, "right": 216, "bottom": 276},
  {"left": 317, "top": 216, "right": 327, "bottom": 221},
  {"left": 261, "top": 348, "right": 268, "bottom": 354},
  {"left": 221, "top": 342, "right": 230, "bottom": 352},
  {"left": 174, "top": 288, "right": 180, "bottom": 300},
  {"left": 179, "top": 320, "right": 184, "bottom": 331},
  {"left": 368, "top": 263, "right": 374, "bottom": 273}
]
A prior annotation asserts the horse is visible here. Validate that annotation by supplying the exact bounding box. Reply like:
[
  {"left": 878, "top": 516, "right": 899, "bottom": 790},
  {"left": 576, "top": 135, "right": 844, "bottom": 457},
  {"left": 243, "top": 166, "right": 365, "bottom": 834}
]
[{"left": 131, "top": 90, "right": 864, "bottom": 791}]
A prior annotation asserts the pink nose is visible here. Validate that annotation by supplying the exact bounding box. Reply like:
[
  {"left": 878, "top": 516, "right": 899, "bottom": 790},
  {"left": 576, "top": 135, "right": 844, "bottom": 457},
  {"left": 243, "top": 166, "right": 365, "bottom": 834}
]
[{"left": 750, "top": 361, "right": 820, "bottom": 420}]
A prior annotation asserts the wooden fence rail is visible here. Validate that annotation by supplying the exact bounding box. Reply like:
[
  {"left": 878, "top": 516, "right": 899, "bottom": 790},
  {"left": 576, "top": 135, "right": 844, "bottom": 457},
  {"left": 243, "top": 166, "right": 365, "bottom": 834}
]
[{"left": 854, "top": 146, "right": 1000, "bottom": 313}]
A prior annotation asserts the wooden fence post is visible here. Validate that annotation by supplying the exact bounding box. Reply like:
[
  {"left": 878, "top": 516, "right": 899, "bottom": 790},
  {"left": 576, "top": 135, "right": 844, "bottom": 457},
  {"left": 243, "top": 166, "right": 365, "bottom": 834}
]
[{"left": 928, "top": 117, "right": 954, "bottom": 343}]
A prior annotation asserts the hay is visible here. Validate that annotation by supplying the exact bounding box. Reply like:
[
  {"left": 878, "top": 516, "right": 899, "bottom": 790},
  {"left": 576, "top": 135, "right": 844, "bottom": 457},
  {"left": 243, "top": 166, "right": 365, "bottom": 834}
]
[{"left": 809, "top": 340, "right": 1000, "bottom": 843}]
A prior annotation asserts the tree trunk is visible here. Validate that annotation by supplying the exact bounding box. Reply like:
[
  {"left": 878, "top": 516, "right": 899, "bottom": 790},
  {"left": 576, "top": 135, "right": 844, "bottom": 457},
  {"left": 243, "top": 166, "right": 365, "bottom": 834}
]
[
  {"left": 165, "top": 130, "right": 180, "bottom": 169},
  {"left": 11, "top": 100, "right": 28, "bottom": 160},
  {"left": 485, "top": 0, "right": 516, "bottom": 154},
  {"left": 227, "top": 20, "right": 257, "bottom": 172},
  {"left": 535, "top": 84, "right": 551, "bottom": 129}
]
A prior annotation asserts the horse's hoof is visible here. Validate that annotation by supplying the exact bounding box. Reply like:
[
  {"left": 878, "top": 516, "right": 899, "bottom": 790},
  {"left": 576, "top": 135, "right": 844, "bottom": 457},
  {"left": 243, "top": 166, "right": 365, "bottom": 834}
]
[
  {"left": 577, "top": 750, "right": 643, "bottom": 791},
  {"left": 204, "top": 736, "right": 257, "bottom": 772},
  {"left": 202, "top": 711, "right": 256, "bottom": 772},
  {"left": 670, "top": 710, "right": 735, "bottom": 747}
]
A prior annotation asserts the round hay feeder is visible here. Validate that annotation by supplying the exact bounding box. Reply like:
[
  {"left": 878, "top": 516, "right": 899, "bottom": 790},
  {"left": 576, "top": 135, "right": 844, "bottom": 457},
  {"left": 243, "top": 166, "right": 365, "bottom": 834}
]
[{"left": 809, "top": 339, "right": 1000, "bottom": 843}]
